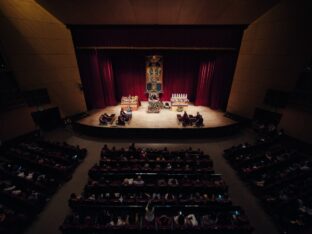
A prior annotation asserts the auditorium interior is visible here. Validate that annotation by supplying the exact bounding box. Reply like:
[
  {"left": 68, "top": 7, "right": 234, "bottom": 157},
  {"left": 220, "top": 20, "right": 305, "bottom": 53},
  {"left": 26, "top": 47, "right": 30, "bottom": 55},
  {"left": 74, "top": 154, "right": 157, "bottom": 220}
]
[{"left": 0, "top": 0, "right": 312, "bottom": 234}]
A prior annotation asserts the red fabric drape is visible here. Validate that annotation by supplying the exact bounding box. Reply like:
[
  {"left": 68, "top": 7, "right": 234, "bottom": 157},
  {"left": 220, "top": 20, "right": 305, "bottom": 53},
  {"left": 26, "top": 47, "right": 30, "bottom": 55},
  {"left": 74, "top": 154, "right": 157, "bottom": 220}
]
[
  {"left": 77, "top": 50, "right": 237, "bottom": 111},
  {"left": 208, "top": 53, "right": 238, "bottom": 109},
  {"left": 162, "top": 55, "right": 199, "bottom": 101},
  {"left": 195, "top": 60, "right": 216, "bottom": 106},
  {"left": 113, "top": 55, "right": 147, "bottom": 101},
  {"left": 98, "top": 54, "right": 117, "bottom": 106},
  {"left": 76, "top": 50, "right": 116, "bottom": 109},
  {"left": 113, "top": 54, "right": 199, "bottom": 102}
]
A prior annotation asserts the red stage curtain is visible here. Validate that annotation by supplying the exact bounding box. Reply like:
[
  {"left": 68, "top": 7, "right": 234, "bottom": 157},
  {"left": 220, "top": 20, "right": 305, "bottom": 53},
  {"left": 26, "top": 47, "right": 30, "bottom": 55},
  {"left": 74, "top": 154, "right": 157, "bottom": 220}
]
[
  {"left": 76, "top": 50, "right": 116, "bottom": 109},
  {"left": 195, "top": 60, "right": 216, "bottom": 106},
  {"left": 98, "top": 53, "right": 117, "bottom": 106},
  {"left": 162, "top": 54, "right": 199, "bottom": 101},
  {"left": 77, "top": 50, "right": 237, "bottom": 111},
  {"left": 208, "top": 53, "right": 238, "bottom": 109},
  {"left": 112, "top": 54, "right": 147, "bottom": 101}
]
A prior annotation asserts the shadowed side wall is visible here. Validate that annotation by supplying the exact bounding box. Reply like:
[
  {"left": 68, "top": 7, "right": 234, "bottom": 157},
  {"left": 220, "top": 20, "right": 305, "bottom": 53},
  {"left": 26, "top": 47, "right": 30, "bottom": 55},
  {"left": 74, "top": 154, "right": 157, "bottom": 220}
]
[
  {"left": 0, "top": 0, "right": 87, "bottom": 140},
  {"left": 227, "top": 0, "right": 312, "bottom": 143}
]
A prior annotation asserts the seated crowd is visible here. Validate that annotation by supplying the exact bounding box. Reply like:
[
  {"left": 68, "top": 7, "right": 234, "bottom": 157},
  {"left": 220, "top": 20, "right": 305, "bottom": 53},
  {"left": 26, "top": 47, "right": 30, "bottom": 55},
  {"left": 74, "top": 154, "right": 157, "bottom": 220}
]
[
  {"left": 223, "top": 127, "right": 312, "bottom": 233},
  {"left": 0, "top": 138, "right": 87, "bottom": 234},
  {"left": 60, "top": 144, "right": 253, "bottom": 233},
  {"left": 177, "top": 111, "right": 204, "bottom": 127}
]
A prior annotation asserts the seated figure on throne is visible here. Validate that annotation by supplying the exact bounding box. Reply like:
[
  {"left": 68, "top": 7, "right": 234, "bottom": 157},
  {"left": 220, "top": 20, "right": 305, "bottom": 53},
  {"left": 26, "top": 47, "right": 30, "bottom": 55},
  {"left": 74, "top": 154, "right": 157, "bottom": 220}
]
[{"left": 149, "top": 92, "right": 160, "bottom": 102}]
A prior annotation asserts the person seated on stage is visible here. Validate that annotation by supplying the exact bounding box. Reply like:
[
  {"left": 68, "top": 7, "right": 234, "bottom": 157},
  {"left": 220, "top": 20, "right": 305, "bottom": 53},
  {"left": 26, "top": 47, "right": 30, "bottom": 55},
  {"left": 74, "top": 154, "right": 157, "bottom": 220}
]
[
  {"left": 116, "top": 115, "right": 126, "bottom": 126},
  {"left": 126, "top": 106, "right": 132, "bottom": 113},
  {"left": 120, "top": 108, "right": 130, "bottom": 121},
  {"left": 195, "top": 115, "right": 204, "bottom": 127},
  {"left": 104, "top": 113, "right": 115, "bottom": 119},
  {"left": 99, "top": 114, "right": 109, "bottom": 125},
  {"left": 182, "top": 111, "right": 188, "bottom": 121},
  {"left": 195, "top": 112, "right": 202, "bottom": 120},
  {"left": 182, "top": 111, "right": 191, "bottom": 126},
  {"left": 125, "top": 106, "right": 132, "bottom": 119}
]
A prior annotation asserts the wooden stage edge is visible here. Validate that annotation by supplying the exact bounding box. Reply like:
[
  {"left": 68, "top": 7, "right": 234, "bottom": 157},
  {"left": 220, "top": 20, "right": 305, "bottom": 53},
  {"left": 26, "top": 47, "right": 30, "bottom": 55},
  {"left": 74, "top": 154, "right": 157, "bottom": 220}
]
[{"left": 73, "top": 102, "right": 242, "bottom": 138}]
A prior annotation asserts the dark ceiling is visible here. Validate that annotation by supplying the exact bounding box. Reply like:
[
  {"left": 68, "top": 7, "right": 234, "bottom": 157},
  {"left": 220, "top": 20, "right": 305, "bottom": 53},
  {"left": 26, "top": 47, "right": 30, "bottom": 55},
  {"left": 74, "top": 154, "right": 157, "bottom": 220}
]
[{"left": 36, "top": 0, "right": 280, "bottom": 25}]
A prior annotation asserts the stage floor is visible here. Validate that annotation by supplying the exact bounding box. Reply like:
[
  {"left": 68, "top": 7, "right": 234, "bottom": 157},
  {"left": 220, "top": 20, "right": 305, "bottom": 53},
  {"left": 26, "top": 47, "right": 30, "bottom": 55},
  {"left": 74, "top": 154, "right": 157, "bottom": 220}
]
[{"left": 78, "top": 102, "right": 236, "bottom": 129}]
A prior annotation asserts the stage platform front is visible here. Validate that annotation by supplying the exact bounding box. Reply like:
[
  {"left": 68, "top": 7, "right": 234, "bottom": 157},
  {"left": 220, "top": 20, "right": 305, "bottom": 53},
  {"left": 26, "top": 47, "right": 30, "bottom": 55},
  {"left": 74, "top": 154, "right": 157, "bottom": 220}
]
[{"left": 73, "top": 102, "right": 240, "bottom": 138}]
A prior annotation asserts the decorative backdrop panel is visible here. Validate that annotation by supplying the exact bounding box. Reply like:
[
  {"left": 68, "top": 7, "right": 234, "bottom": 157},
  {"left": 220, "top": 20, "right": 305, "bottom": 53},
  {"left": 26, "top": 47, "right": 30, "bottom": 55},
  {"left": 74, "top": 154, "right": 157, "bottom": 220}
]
[{"left": 146, "top": 55, "right": 163, "bottom": 93}]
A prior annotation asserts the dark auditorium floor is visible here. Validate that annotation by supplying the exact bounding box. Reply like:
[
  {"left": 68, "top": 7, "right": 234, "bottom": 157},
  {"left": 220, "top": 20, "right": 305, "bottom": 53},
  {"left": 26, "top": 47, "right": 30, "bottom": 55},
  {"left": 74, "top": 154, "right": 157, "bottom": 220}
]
[{"left": 25, "top": 128, "right": 279, "bottom": 234}]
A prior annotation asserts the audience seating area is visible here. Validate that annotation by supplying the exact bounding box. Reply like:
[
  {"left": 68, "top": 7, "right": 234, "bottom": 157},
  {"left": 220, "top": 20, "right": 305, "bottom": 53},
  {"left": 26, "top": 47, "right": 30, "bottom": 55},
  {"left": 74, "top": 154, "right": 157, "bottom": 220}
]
[
  {"left": 0, "top": 139, "right": 87, "bottom": 234},
  {"left": 60, "top": 144, "right": 253, "bottom": 233},
  {"left": 223, "top": 129, "right": 312, "bottom": 233}
]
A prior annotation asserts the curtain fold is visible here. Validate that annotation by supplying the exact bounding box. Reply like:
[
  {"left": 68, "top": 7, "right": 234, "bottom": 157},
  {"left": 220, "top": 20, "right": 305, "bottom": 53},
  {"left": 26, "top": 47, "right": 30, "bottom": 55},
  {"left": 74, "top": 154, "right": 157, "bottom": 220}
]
[
  {"left": 112, "top": 55, "right": 147, "bottom": 101},
  {"left": 77, "top": 51, "right": 237, "bottom": 111},
  {"left": 195, "top": 60, "right": 216, "bottom": 107},
  {"left": 98, "top": 53, "right": 117, "bottom": 106},
  {"left": 76, "top": 50, "right": 116, "bottom": 109},
  {"left": 162, "top": 54, "right": 199, "bottom": 101}
]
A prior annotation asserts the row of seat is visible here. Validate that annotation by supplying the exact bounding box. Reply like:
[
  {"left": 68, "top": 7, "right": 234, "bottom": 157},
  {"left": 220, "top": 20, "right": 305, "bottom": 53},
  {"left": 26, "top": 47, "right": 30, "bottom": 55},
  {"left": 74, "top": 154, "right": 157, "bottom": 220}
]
[
  {"left": 0, "top": 139, "right": 87, "bottom": 234},
  {"left": 60, "top": 144, "right": 253, "bottom": 233},
  {"left": 223, "top": 132, "right": 312, "bottom": 233}
]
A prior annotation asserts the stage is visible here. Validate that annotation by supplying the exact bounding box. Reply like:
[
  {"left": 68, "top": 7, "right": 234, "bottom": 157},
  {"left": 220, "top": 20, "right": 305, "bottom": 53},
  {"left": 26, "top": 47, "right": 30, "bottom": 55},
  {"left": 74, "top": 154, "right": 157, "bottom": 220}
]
[{"left": 73, "top": 102, "right": 240, "bottom": 138}]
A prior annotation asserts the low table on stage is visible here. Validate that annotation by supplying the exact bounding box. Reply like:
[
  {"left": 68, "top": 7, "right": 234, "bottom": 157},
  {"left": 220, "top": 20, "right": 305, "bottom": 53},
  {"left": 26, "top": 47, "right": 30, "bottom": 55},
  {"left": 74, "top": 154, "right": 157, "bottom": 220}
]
[
  {"left": 171, "top": 103, "right": 188, "bottom": 111},
  {"left": 170, "top": 94, "right": 189, "bottom": 111},
  {"left": 121, "top": 96, "right": 139, "bottom": 111}
]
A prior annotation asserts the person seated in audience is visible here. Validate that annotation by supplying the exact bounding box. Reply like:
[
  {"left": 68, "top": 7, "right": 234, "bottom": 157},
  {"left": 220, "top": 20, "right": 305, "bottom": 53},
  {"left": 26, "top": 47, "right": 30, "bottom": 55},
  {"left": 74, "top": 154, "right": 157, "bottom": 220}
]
[
  {"left": 168, "top": 178, "right": 179, "bottom": 186},
  {"left": 70, "top": 193, "right": 78, "bottom": 201},
  {"left": 128, "top": 213, "right": 139, "bottom": 226},
  {"left": 122, "top": 177, "right": 134, "bottom": 186},
  {"left": 164, "top": 193, "right": 175, "bottom": 201},
  {"left": 174, "top": 211, "right": 185, "bottom": 227},
  {"left": 88, "top": 194, "right": 96, "bottom": 200},
  {"left": 145, "top": 200, "right": 155, "bottom": 223},
  {"left": 152, "top": 193, "right": 161, "bottom": 200},
  {"left": 117, "top": 214, "right": 128, "bottom": 226},
  {"left": 0, "top": 206, "right": 6, "bottom": 224},
  {"left": 156, "top": 214, "right": 172, "bottom": 228},
  {"left": 98, "top": 210, "right": 111, "bottom": 226},
  {"left": 133, "top": 176, "right": 144, "bottom": 186},
  {"left": 185, "top": 214, "right": 198, "bottom": 227},
  {"left": 201, "top": 213, "right": 218, "bottom": 226},
  {"left": 158, "top": 178, "right": 167, "bottom": 186},
  {"left": 143, "top": 163, "right": 150, "bottom": 171},
  {"left": 110, "top": 215, "right": 119, "bottom": 226}
]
